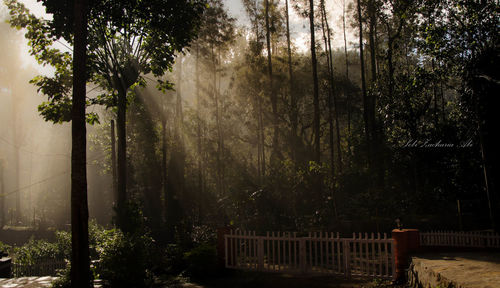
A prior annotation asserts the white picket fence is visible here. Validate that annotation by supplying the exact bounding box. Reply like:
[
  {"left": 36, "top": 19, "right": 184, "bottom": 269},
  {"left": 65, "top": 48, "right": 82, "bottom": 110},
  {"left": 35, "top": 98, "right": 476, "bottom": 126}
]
[
  {"left": 420, "top": 230, "right": 500, "bottom": 248},
  {"left": 12, "top": 258, "right": 67, "bottom": 277},
  {"left": 224, "top": 230, "right": 396, "bottom": 279}
]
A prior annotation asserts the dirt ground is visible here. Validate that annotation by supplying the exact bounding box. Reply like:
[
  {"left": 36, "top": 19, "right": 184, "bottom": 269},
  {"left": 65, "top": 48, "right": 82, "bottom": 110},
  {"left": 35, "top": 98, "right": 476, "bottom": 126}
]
[
  {"left": 0, "top": 276, "right": 55, "bottom": 288},
  {"left": 166, "top": 271, "right": 391, "bottom": 288},
  {"left": 0, "top": 272, "right": 391, "bottom": 288}
]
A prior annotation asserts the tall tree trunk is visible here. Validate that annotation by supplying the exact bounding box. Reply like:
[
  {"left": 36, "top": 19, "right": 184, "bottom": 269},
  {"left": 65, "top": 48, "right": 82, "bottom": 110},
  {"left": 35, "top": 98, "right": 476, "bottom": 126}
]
[
  {"left": 285, "top": 0, "right": 297, "bottom": 163},
  {"left": 0, "top": 160, "right": 5, "bottom": 228},
  {"left": 196, "top": 45, "right": 203, "bottom": 222},
  {"left": 320, "top": 0, "right": 339, "bottom": 220},
  {"left": 265, "top": 0, "right": 279, "bottom": 161},
  {"left": 309, "top": 0, "right": 321, "bottom": 162},
  {"left": 116, "top": 82, "right": 127, "bottom": 228},
  {"left": 368, "top": 0, "right": 383, "bottom": 232},
  {"left": 368, "top": 0, "right": 377, "bottom": 150},
  {"left": 175, "top": 57, "right": 185, "bottom": 207},
  {"left": 110, "top": 119, "right": 117, "bottom": 209},
  {"left": 218, "top": 52, "right": 226, "bottom": 196},
  {"left": 15, "top": 146, "right": 20, "bottom": 223},
  {"left": 343, "top": 0, "right": 352, "bottom": 161},
  {"left": 357, "top": 0, "right": 371, "bottom": 165},
  {"left": 368, "top": 0, "right": 377, "bottom": 85},
  {"left": 322, "top": 2, "right": 342, "bottom": 174},
  {"left": 432, "top": 59, "right": 439, "bottom": 127},
  {"left": 320, "top": 1, "right": 335, "bottom": 174},
  {"left": 161, "top": 115, "right": 167, "bottom": 223},
  {"left": 71, "top": 0, "right": 90, "bottom": 286},
  {"left": 212, "top": 48, "right": 223, "bottom": 197},
  {"left": 258, "top": 93, "right": 265, "bottom": 183}
]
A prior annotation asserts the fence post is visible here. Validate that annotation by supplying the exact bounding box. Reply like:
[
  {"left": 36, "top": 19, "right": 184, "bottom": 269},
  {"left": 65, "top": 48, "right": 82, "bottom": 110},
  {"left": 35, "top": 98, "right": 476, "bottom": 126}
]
[
  {"left": 392, "top": 229, "right": 420, "bottom": 282},
  {"left": 217, "top": 226, "right": 232, "bottom": 270},
  {"left": 258, "top": 237, "right": 264, "bottom": 271},
  {"left": 299, "top": 238, "right": 306, "bottom": 273},
  {"left": 343, "top": 239, "right": 351, "bottom": 279}
]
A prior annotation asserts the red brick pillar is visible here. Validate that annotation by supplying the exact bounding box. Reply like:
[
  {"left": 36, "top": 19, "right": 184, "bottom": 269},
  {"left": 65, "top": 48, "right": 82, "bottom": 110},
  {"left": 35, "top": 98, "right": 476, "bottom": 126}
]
[
  {"left": 392, "top": 229, "right": 420, "bottom": 282},
  {"left": 217, "top": 226, "right": 232, "bottom": 269}
]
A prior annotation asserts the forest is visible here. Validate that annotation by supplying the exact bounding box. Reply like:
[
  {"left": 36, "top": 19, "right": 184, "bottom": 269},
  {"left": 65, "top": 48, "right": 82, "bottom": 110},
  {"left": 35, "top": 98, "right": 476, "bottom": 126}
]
[{"left": 0, "top": 0, "right": 498, "bottom": 287}]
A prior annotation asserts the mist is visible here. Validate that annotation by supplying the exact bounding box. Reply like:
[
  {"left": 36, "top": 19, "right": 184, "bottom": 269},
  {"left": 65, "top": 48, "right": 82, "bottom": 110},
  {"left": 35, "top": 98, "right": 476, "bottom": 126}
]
[{"left": 0, "top": 7, "right": 114, "bottom": 229}]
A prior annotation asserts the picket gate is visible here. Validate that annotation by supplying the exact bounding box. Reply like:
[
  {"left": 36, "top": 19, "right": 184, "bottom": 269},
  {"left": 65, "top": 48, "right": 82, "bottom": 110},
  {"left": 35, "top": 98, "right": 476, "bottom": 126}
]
[{"left": 224, "top": 230, "right": 395, "bottom": 280}]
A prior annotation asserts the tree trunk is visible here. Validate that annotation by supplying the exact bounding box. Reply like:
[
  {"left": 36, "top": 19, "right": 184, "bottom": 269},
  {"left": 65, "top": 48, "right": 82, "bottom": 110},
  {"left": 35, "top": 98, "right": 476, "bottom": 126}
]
[
  {"left": 285, "top": 0, "right": 297, "bottom": 163},
  {"left": 15, "top": 146, "right": 20, "bottom": 223},
  {"left": 71, "top": 0, "right": 90, "bottom": 286},
  {"left": 218, "top": 52, "right": 226, "bottom": 196},
  {"left": 357, "top": 0, "right": 371, "bottom": 165},
  {"left": 116, "top": 81, "right": 127, "bottom": 229},
  {"left": 320, "top": 0, "right": 339, "bottom": 220},
  {"left": 309, "top": 0, "right": 321, "bottom": 163},
  {"left": 322, "top": 2, "right": 342, "bottom": 174},
  {"left": 175, "top": 57, "right": 186, "bottom": 210},
  {"left": 265, "top": 0, "right": 279, "bottom": 161},
  {"left": 258, "top": 93, "right": 266, "bottom": 182},
  {"left": 161, "top": 116, "right": 167, "bottom": 223},
  {"left": 0, "top": 160, "right": 5, "bottom": 228},
  {"left": 196, "top": 45, "right": 203, "bottom": 222},
  {"left": 110, "top": 119, "right": 117, "bottom": 208},
  {"left": 212, "top": 48, "right": 223, "bottom": 197},
  {"left": 343, "top": 0, "right": 352, "bottom": 161},
  {"left": 368, "top": 0, "right": 377, "bottom": 150},
  {"left": 320, "top": 1, "right": 335, "bottom": 175}
]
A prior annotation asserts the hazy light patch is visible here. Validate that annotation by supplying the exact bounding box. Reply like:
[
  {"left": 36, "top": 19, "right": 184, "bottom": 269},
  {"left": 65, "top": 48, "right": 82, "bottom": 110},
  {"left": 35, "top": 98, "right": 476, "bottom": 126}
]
[
  {"left": 19, "top": 0, "right": 51, "bottom": 19},
  {"left": 293, "top": 31, "right": 310, "bottom": 53},
  {"left": 3, "top": 0, "right": 61, "bottom": 75},
  {"left": 224, "top": 0, "right": 248, "bottom": 27}
]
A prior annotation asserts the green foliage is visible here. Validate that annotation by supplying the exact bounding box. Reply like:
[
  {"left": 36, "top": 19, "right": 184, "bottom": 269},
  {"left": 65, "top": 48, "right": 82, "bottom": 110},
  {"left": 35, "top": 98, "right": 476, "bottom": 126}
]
[
  {"left": 113, "top": 200, "right": 147, "bottom": 236},
  {"left": 13, "top": 238, "right": 64, "bottom": 267},
  {"left": 0, "top": 241, "right": 11, "bottom": 256},
  {"left": 183, "top": 244, "right": 217, "bottom": 278},
  {"left": 97, "top": 229, "right": 155, "bottom": 288},
  {"left": 51, "top": 263, "right": 71, "bottom": 288},
  {"left": 163, "top": 244, "right": 187, "bottom": 275}
]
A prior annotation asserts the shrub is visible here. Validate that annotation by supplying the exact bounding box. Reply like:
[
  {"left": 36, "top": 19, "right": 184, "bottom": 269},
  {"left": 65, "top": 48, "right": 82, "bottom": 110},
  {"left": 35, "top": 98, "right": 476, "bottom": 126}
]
[
  {"left": 51, "top": 263, "right": 71, "bottom": 288},
  {"left": 0, "top": 241, "right": 11, "bottom": 257},
  {"left": 163, "top": 244, "right": 187, "bottom": 275},
  {"left": 97, "top": 229, "right": 154, "bottom": 287},
  {"left": 14, "top": 238, "right": 64, "bottom": 266},
  {"left": 183, "top": 244, "right": 217, "bottom": 278}
]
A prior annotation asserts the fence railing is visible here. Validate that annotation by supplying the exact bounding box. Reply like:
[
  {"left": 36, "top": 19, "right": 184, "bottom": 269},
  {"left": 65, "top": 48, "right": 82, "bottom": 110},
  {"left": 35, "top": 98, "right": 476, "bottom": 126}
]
[
  {"left": 224, "top": 230, "right": 395, "bottom": 279},
  {"left": 420, "top": 230, "right": 500, "bottom": 248},
  {"left": 12, "top": 257, "right": 67, "bottom": 277},
  {"left": 347, "top": 233, "right": 395, "bottom": 279}
]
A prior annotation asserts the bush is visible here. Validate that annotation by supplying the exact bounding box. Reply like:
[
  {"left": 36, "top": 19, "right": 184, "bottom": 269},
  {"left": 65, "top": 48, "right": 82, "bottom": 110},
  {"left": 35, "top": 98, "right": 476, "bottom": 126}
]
[
  {"left": 98, "top": 229, "right": 154, "bottom": 287},
  {"left": 163, "top": 244, "right": 187, "bottom": 275},
  {"left": 0, "top": 241, "right": 11, "bottom": 257},
  {"left": 51, "top": 263, "right": 71, "bottom": 288},
  {"left": 14, "top": 238, "right": 64, "bottom": 266},
  {"left": 183, "top": 244, "right": 217, "bottom": 278}
]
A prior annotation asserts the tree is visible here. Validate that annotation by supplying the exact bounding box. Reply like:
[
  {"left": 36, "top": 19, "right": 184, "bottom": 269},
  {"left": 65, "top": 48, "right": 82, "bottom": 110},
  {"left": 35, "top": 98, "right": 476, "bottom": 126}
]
[
  {"left": 70, "top": 0, "right": 90, "bottom": 286},
  {"left": 195, "top": 0, "right": 235, "bottom": 197},
  {"left": 309, "top": 0, "right": 321, "bottom": 162},
  {"left": 356, "top": 0, "right": 370, "bottom": 165},
  {"left": 264, "top": 0, "right": 279, "bottom": 161},
  {"left": 6, "top": 0, "right": 205, "bottom": 230}
]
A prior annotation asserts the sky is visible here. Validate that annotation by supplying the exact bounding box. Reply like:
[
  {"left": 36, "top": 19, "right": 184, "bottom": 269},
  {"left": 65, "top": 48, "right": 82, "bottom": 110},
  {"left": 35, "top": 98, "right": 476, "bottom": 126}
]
[
  {"left": 10, "top": 0, "right": 356, "bottom": 72},
  {"left": 224, "top": 0, "right": 356, "bottom": 52}
]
